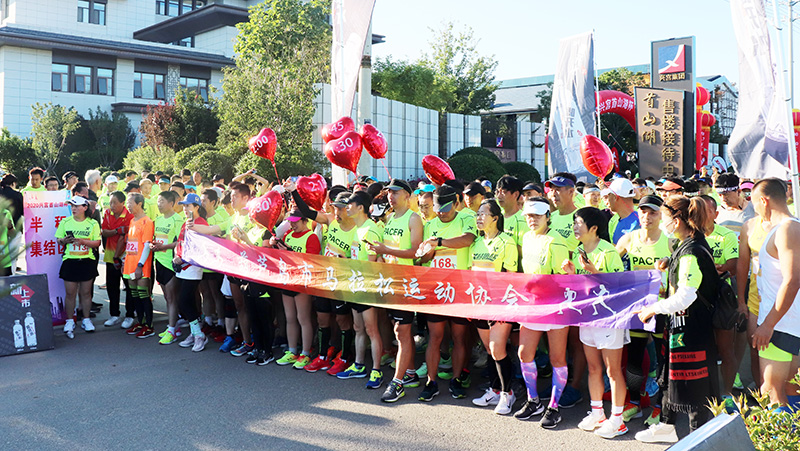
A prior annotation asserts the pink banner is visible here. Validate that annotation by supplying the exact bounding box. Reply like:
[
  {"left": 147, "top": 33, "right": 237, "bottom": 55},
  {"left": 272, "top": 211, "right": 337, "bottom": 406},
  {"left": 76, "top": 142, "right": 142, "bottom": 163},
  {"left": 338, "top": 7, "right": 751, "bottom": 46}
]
[
  {"left": 23, "top": 191, "right": 70, "bottom": 325},
  {"left": 182, "top": 231, "right": 660, "bottom": 330}
]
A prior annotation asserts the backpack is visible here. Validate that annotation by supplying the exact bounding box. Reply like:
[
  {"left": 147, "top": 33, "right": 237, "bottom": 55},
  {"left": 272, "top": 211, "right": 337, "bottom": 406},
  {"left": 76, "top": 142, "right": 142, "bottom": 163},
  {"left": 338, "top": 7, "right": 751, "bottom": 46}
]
[{"left": 697, "top": 269, "right": 745, "bottom": 331}]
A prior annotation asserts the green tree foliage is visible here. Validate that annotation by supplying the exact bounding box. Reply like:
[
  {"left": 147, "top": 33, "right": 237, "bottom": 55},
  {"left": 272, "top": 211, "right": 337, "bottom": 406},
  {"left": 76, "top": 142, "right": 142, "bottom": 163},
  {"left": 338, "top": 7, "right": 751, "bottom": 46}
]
[
  {"left": 535, "top": 82, "right": 553, "bottom": 125},
  {"left": 503, "top": 161, "right": 540, "bottom": 184},
  {"left": 450, "top": 146, "right": 502, "bottom": 164},
  {"left": 372, "top": 58, "right": 444, "bottom": 111},
  {"left": 186, "top": 149, "right": 234, "bottom": 182},
  {"left": 217, "top": 0, "right": 329, "bottom": 182},
  {"left": 30, "top": 102, "right": 81, "bottom": 175},
  {"left": 73, "top": 108, "right": 136, "bottom": 170},
  {"left": 597, "top": 68, "right": 648, "bottom": 175},
  {"left": 139, "top": 90, "right": 218, "bottom": 152},
  {"left": 447, "top": 154, "right": 505, "bottom": 184},
  {"left": 122, "top": 146, "right": 177, "bottom": 174},
  {"left": 0, "top": 129, "right": 35, "bottom": 182}
]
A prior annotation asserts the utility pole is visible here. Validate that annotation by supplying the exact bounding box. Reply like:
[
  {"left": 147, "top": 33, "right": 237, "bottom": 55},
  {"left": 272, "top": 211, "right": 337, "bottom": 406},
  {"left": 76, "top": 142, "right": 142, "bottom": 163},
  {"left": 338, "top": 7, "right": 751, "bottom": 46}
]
[{"left": 356, "top": 21, "right": 373, "bottom": 178}]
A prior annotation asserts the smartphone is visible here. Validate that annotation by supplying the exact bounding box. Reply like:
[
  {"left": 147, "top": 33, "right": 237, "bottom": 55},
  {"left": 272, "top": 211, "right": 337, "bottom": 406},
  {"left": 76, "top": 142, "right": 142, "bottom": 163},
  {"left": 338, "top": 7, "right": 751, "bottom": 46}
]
[
  {"left": 252, "top": 168, "right": 257, "bottom": 174},
  {"left": 577, "top": 247, "right": 588, "bottom": 261},
  {"left": 66, "top": 231, "right": 75, "bottom": 238}
]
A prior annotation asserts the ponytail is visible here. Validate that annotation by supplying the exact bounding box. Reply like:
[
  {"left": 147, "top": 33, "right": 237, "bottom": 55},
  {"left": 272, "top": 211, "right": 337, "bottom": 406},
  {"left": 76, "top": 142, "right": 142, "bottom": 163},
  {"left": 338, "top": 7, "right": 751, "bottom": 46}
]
[{"left": 664, "top": 196, "right": 706, "bottom": 237}]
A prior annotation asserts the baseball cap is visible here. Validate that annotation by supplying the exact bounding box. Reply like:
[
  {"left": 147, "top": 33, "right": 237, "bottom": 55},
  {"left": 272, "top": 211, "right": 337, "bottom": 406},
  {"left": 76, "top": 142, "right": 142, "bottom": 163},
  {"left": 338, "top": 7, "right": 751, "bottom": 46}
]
[
  {"left": 331, "top": 191, "right": 352, "bottom": 208},
  {"left": 123, "top": 181, "right": 140, "bottom": 193},
  {"left": 433, "top": 185, "right": 458, "bottom": 213},
  {"left": 522, "top": 199, "right": 550, "bottom": 216},
  {"left": 638, "top": 195, "right": 664, "bottom": 211},
  {"left": 178, "top": 193, "right": 201, "bottom": 206},
  {"left": 67, "top": 196, "right": 88, "bottom": 206},
  {"left": 105, "top": 175, "right": 118, "bottom": 184},
  {"left": 480, "top": 180, "right": 492, "bottom": 190},
  {"left": 463, "top": 181, "right": 486, "bottom": 197},
  {"left": 522, "top": 182, "right": 543, "bottom": 193},
  {"left": 601, "top": 178, "right": 635, "bottom": 198},
  {"left": 159, "top": 177, "right": 170, "bottom": 184},
  {"left": 287, "top": 209, "right": 306, "bottom": 222},
  {"left": 413, "top": 184, "right": 435, "bottom": 195},
  {"left": 385, "top": 178, "right": 412, "bottom": 195},
  {"left": 545, "top": 176, "right": 575, "bottom": 189}
]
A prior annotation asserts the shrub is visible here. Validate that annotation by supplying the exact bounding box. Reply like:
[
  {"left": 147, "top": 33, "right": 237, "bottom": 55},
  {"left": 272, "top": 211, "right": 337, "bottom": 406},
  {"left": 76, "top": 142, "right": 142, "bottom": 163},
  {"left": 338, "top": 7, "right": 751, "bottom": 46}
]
[
  {"left": 185, "top": 149, "right": 234, "bottom": 182},
  {"left": 447, "top": 154, "right": 506, "bottom": 185},
  {"left": 450, "top": 146, "right": 502, "bottom": 164},
  {"left": 122, "top": 146, "right": 176, "bottom": 174},
  {"left": 503, "top": 161, "right": 541, "bottom": 184},
  {"left": 0, "top": 129, "right": 36, "bottom": 184}
]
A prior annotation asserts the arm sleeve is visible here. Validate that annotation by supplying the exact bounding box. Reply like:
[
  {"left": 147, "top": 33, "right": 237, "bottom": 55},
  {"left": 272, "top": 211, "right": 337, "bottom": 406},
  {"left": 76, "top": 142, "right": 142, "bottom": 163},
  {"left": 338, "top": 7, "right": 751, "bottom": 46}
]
[
  {"left": 651, "top": 285, "right": 698, "bottom": 315},
  {"left": 305, "top": 233, "right": 321, "bottom": 255},
  {"left": 290, "top": 190, "right": 318, "bottom": 221},
  {"left": 138, "top": 242, "right": 152, "bottom": 265}
]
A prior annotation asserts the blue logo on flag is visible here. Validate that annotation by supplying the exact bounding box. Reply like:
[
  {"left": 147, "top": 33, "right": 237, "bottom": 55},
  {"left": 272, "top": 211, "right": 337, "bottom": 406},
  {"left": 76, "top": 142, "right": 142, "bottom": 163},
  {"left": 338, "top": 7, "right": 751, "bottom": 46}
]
[{"left": 658, "top": 44, "right": 686, "bottom": 74}]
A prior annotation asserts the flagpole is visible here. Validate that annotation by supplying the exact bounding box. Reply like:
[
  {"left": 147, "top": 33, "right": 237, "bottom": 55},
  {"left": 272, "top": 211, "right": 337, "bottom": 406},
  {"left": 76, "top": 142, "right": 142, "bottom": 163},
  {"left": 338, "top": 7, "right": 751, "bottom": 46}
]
[
  {"left": 775, "top": 1, "right": 800, "bottom": 216},
  {"left": 593, "top": 29, "right": 601, "bottom": 139}
]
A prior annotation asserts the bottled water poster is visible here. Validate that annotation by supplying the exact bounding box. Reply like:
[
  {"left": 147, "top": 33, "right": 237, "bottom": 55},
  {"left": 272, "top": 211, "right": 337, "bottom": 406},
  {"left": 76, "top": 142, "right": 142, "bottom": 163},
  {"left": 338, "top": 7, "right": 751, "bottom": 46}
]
[{"left": 0, "top": 274, "right": 54, "bottom": 357}]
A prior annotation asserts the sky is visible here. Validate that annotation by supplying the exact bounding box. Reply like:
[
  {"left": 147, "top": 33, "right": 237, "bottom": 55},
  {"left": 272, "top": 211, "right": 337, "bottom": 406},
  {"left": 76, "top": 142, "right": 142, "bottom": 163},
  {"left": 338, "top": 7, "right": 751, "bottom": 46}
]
[{"left": 371, "top": 0, "right": 794, "bottom": 86}]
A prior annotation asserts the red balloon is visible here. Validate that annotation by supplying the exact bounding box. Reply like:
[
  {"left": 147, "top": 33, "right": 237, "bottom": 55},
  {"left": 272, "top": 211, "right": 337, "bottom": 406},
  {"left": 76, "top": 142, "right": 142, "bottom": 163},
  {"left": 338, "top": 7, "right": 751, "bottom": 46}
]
[
  {"left": 246, "top": 190, "right": 283, "bottom": 230},
  {"left": 422, "top": 155, "right": 455, "bottom": 185},
  {"left": 596, "top": 90, "right": 636, "bottom": 130},
  {"left": 324, "top": 131, "right": 362, "bottom": 173},
  {"left": 321, "top": 116, "right": 355, "bottom": 143},
  {"left": 580, "top": 135, "right": 614, "bottom": 178},
  {"left": 360, "top": 124, "right": 387, "bottom": 159},
  {"left": 296, "top": 173, "right": 327, "bottom": 211},
  {"left": 248, "top": 128, "right": 277, "bottom": 162}
]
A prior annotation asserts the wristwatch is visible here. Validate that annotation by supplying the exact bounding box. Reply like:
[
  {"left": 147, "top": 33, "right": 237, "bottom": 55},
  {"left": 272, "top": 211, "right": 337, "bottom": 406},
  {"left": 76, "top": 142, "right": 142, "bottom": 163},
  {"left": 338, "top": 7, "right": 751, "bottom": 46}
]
[
  {"left": 437, "top": 237, "right": 443, "bottom": 247},
  {"left": 137, "top": 263, "right": 144, "bottom": 268}
]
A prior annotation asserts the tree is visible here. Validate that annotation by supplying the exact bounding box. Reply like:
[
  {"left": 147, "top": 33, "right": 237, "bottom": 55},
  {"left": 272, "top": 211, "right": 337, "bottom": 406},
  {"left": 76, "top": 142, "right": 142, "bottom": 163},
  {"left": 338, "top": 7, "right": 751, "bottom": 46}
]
[
  {"left": 77, "top": 108, "right": 136, "bottom": 169},
  {"left": 372, "top": 58, "right": 445, "bottom": 111},
  {"left": 139, "top": 90, "right": 218, "bottom": 152},
  {"left": 0, "top": 128, "right": 35, "bottom": 181},
  {"left": 30, "top": 102, "right": 81, "bottom": 175},
  {"left": 216, "top": 0, "right": 329, "bottom": 181},
  {"left": 448, "top": 154, "right": 506, "bottom": 184},
  {"left": 122, "top": 145, "right": 177, "bottom": 174},
  {"left": 535, "top": 82, "right": 553, "bottom": 125},
  {"left": 596, "top": 68, "right": 648, "bottom": 175}
]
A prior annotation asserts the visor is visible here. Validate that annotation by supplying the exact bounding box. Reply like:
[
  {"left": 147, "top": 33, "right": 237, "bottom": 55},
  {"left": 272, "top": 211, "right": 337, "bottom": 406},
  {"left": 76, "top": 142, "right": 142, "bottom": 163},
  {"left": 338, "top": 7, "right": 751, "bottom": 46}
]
[
  {"left": 523, "top": 200, "right": 550, "bottom": 216},
  {"left": 433, "top": 200, "right": 454, "bottom": 213}
]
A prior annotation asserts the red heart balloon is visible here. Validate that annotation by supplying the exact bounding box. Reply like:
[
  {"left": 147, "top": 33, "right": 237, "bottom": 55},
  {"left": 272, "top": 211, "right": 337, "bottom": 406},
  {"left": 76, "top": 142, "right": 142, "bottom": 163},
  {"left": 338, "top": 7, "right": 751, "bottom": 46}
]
[
  {"left": 360, "top": 124, "right": 387, "bottom": 160},
  {"left": 248, "top": 128, "right": 277, "bottom": 162},
  {"left": 321, "top": 116, "right": 355, "bottom": 143},
  {"left": 580, "top": 135, "right": 614, "bottom": 178},
  {"left": 422, "top": 155, "right": 455, "bottom": 185},
  {"left": 324, "top": 131, "right": 362, "bottom": 173},
  {"left": 246, "top": 190, "right": 283, "bottom": 230},
  {"left": 296, "top": 173, "right": 327, "bottom": 211}
]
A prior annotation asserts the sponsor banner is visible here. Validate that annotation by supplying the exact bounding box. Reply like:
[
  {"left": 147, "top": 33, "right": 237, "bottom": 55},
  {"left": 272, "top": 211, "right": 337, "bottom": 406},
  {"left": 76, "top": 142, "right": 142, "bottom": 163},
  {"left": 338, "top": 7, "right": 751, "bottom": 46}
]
[
  {"left": 0, "top": 274, "right": 55, "bottom": 357},
  {"left": 182, "top": 231, "right": 660, "bottom": 330}
]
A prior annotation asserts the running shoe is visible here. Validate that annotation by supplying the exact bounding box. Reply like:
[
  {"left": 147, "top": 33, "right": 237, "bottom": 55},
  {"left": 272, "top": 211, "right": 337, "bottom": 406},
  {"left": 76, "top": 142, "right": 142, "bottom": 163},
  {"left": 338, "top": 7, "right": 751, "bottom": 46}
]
[
  {"left": 437, "top": 369, "right": 453, "bottom": 380},
  {"left": 578, "top": 412, "right": 606, "bottom": 431},
  {"left": 558, "top": 386, "right": 583, "bottom": 409},
  {"left": 514, "top": 397, "right": 544, "bottom": 420},
  {"left": 104, "top": 316, "right": 121, "bottom": 327},
  {"left": 415, "top": 362, "right": 428, "bottom": 378},
  {"left": 414, "top": 335, "right": 427, "bottom": 353},
  {"left": 644, "top": 407, "right": 661, "bottom": 426},
  {"left": 449, "top": 377, "right": 466, "bottom": 399},
  {"left": 594, "top": 420, "right": 628, "bottom": 439},
  {"left": 495, "top": 390, "right": 516, "bottom": 415},
  {"left": 219, "top": 336, "right": 237, "bottom": 353},
  {"left": 367, "top": 370, "right": 383, "bottom": 389},
  {"left": 540, "top": 407, "right": 562, "bottom": 429},
  {"left": 126, "top": 324, "right": 142, "bottom": 335},
  {"left": 733, "top": 373, "right": 744, "bottom": 391},
  {"left": 458, "top": 370, "right": 471, "bottom": 388},
  {"left": 474, "top": 351, "right": 489, "bottom": 369},
  {"left": 159, "top": 330, "right": 177, "bottom": 345},
  {"left": 622, "top": 402, "right": 642, "bottom": 422},
  {"left": 381, "top": 381, "right": 404, "bottom": 403},
  {"left": 327, "top": 358, "right": 349, "bottom": 376},
  {"left": 121, "top": 317, "right": 135, "bottom": 329},
  {"left": 401, "top": 372, "right": 420, "bottom": 388},
  {"left": 179, "top": 334, "right": 195, "bottom": 348},
  {"left": 293, "top": 354, "right": 311, "bottom": 370},
  {"left": 63, "top": 321, "right": 75, "bottom": 339},
  {"left": 191, "top": 334, "right": 208, "bottom": 352},
  {"left": 439, "top": 355, "right": 452, "bottom": 370},
  {"left": 245, "top": 350, "right": 259, "bottom": 364},
  {"left": 635, "top": 423, "right": 678, "bottom": 443},
  {"left": 276, "top": 350, "right": 298, "bottom": 366},
  {"left": 136, "top": 326, "right": 155, "bottom": 339},
  {"left": 723, "top": 396, "right": 738, "bottom": 414},
  {"left": 418, "top": 381, "right": 439, "bottom": 402},
  {"left": 231, "top": 342, "right": 255, "bottom": 357},
  {"left": 305, "top": 355, "right": 332, "bottom": 373},
  {"left": 337, "top": 363, "right": 367, "bottom": 379},
  {"left": 380, "top": 351, "right": 395, "bottom": 367},
  {"left": 258, "top": 351, "right": 275, "bottom": 366},
  {"left": 472, "top": 388, "right": 500, "bottom": 407},
  {"left": 81, "top": 318, "right": 95, "bottom": 333},
  {"left": 645, "top": 376, "right": 659, "bottom": 397}
]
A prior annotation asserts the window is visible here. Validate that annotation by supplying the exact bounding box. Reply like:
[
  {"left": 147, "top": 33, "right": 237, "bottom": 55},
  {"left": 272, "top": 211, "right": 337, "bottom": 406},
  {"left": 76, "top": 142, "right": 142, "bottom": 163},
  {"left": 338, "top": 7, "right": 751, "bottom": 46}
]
[
  {"left": 51, "top": 64, "right": 113, "bottom": 95},
  {"left": 180, "top": 76, "right": 208, "bottom": 101},
  {"left": 51, "top": 64, "right": 69, "bottom": 92},
  {"left": 2, "top": 0, "right": 9, "bottom": 20},
  {"left": 172, "top": 36, "right": 194, "bottom": 48},
  {"left": 78, "top": 0, "right": 106, "bottom": 25},
  {"left": 134, "top": 72, "right": 165, "bottom": 100},
  {"left": 157, "top": 0, "right": 205, "bottom": 16}
]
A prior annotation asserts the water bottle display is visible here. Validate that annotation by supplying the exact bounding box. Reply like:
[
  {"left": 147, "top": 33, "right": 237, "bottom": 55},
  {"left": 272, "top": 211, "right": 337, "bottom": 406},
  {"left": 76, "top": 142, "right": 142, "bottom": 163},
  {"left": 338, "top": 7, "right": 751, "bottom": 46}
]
[
  {"left": 24, "top": 312, "right": 37, "bottom": 348},
  {"left": 13, "top": 320, "right": 24, "bottom": 349}
]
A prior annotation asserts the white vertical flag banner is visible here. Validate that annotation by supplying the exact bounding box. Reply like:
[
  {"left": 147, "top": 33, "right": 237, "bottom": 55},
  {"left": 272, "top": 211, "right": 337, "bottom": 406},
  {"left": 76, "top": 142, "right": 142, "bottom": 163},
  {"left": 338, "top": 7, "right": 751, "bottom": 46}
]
[
  {"left": 728, "top": 0, "right": 790, "bottom": 179},
  {"left": 547, "top": 32, "right": 596, "bottom": 182},
  {"left": 330, "top": 0, "right": 376, "bottom": 120}
]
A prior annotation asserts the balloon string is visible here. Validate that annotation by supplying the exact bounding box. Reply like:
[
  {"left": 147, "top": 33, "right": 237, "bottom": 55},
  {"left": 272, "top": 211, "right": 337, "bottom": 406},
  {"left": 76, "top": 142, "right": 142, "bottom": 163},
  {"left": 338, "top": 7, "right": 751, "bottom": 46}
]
[
  {"left": 380, "top": 160, "right": 391, "bottom": 180},
  {"left": 272, "top": 161, "right": 280, "bottom": 182}
]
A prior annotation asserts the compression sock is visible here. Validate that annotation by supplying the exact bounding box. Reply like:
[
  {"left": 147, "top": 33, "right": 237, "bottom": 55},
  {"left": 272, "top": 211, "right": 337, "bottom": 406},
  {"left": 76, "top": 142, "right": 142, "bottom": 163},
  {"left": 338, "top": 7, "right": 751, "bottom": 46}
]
[
  {"left": 318, "top": 327, "right": 332, "bottom": 358},
  {"left": 549, "top": 366, "right": 568, "bottom": 409},
  {"left": 143, "top": 289, "right": 153, "bottom": 327},
  {"left": 342, "top": 329, "right": 355, "bottom": 362},
  {"left": 496, "top": 357, "right": 513, "bottom": 394},
  {"left": 133, "top": 288, "right": 144, "bottom": 325},
  {"left": 519, "top": 360, "right": 539, "bottom": 400}
]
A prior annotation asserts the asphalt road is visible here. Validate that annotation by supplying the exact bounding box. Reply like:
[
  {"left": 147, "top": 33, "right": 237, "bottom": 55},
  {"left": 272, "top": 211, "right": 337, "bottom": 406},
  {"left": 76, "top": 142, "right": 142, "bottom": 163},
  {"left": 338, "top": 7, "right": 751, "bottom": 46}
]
[{"left": 0, "top": 275, "right": 684, "bottom": 451}]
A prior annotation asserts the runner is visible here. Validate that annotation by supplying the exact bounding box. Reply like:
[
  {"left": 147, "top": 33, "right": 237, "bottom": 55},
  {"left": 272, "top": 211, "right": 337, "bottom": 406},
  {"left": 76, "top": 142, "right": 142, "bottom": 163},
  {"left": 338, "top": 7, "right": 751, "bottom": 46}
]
[
  {"left": 198, "top": 188, "right": 229, "bottom": 338},
  {"left": 55, "top": 196, "right": 101, "bottom": 339},
  {"left": 100, "top": 191, "right": 133, "bottom": 328},
  {"left": 562, "top": 207, "right": 628, "bottom": 439},
  {"left": 226, "top": 183, "right": 255, "bottom": 357},
  {"left": 175, "top": 193, "right": 210, "bottom": 352},
  {"left": 151, "top": 190, "right": 184, "bottom": 345},
  {"left": 121, "top": 193, "right": 156, "bottom": 338}
]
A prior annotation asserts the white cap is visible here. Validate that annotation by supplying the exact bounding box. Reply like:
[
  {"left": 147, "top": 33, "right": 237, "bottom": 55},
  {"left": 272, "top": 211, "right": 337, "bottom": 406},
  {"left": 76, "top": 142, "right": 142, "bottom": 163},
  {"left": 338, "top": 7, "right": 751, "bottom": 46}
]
[
  {"left": 522, "top": 200, "right": 550, "bottom": 216},
  {"left": 105, "top": 175, "right": 118, "bottom": 184},
  {"left": 67, "top": 196, "right": 88, "bottom": 206},
  {"left": 602, "top": 178, "right": 635, "bottom": 198}
]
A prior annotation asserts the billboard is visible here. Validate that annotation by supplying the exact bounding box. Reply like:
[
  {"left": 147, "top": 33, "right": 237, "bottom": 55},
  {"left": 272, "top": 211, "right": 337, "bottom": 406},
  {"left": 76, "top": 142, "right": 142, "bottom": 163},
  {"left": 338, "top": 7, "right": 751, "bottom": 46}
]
[{"left": 651, "top": 37, "right": 695, "bottom": 92}]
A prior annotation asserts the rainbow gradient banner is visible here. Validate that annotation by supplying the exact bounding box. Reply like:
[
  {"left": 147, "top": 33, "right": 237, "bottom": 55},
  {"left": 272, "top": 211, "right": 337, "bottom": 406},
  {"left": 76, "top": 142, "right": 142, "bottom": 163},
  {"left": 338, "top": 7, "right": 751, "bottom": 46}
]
[{"left": 182, "top": 231, "right": 660, "bottom": 330}]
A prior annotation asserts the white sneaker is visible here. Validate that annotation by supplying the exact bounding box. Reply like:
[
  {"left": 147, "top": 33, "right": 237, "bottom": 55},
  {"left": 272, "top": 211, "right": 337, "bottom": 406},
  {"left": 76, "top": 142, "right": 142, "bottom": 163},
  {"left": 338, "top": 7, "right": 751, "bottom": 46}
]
[
  {"left": 634, "top": 423, "right": 678, "bottom": 443},
  {"left": 472, "top": 388, "right": 501, "bottom": 407},
  {"left": 494, "top": 390, "right": 516, "bottom": 415},
  {"left": 179, "top": 334, "right": 195, "bottom": 348},
  {"left": 594, "top": 419, "right": 628, "bottom": 439},
  {"left": 176, "top": 318, "right": 189, "bottom": 328},
  {"left": 192, "top": 334, "right": 208, "bottom": 352},
  {"left": 81, "top": 318, "right": 95, "bottom": 333},
  {"left": 120, "top": 317, "right": 134, "bottom": 329},
  {"left": 63, "top": 321, "right": 75, "bottom": 339},
  {"left": 578, "top": 411, "right": 607, "bottom": 431},
  {"left": 104, "top": 316, "right": 121, "bottom": 327}
]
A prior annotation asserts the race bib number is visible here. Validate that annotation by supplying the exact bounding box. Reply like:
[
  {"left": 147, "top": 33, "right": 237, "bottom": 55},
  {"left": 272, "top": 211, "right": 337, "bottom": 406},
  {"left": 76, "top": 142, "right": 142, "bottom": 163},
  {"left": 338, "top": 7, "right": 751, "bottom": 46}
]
[
  {"left": 126, "top": 241, "right": 139, "bottom": 255},
  {"left": 154, "top": 235, "right": 168, "bottom": 246},
  {"left": 70, "top": 242, "right": 89, "bottom": 256},
  {"left": 324, "top": 245, "right": 341, "bottom": 258},
  {"left": 350, "top": 244, "right": 359, "bottom": 260},
  {"left": 471, "top": 261, "right": 494, "bottom": 272},
  {"left": 431, "top": 253, "right": 457, "bottom": 269}
]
